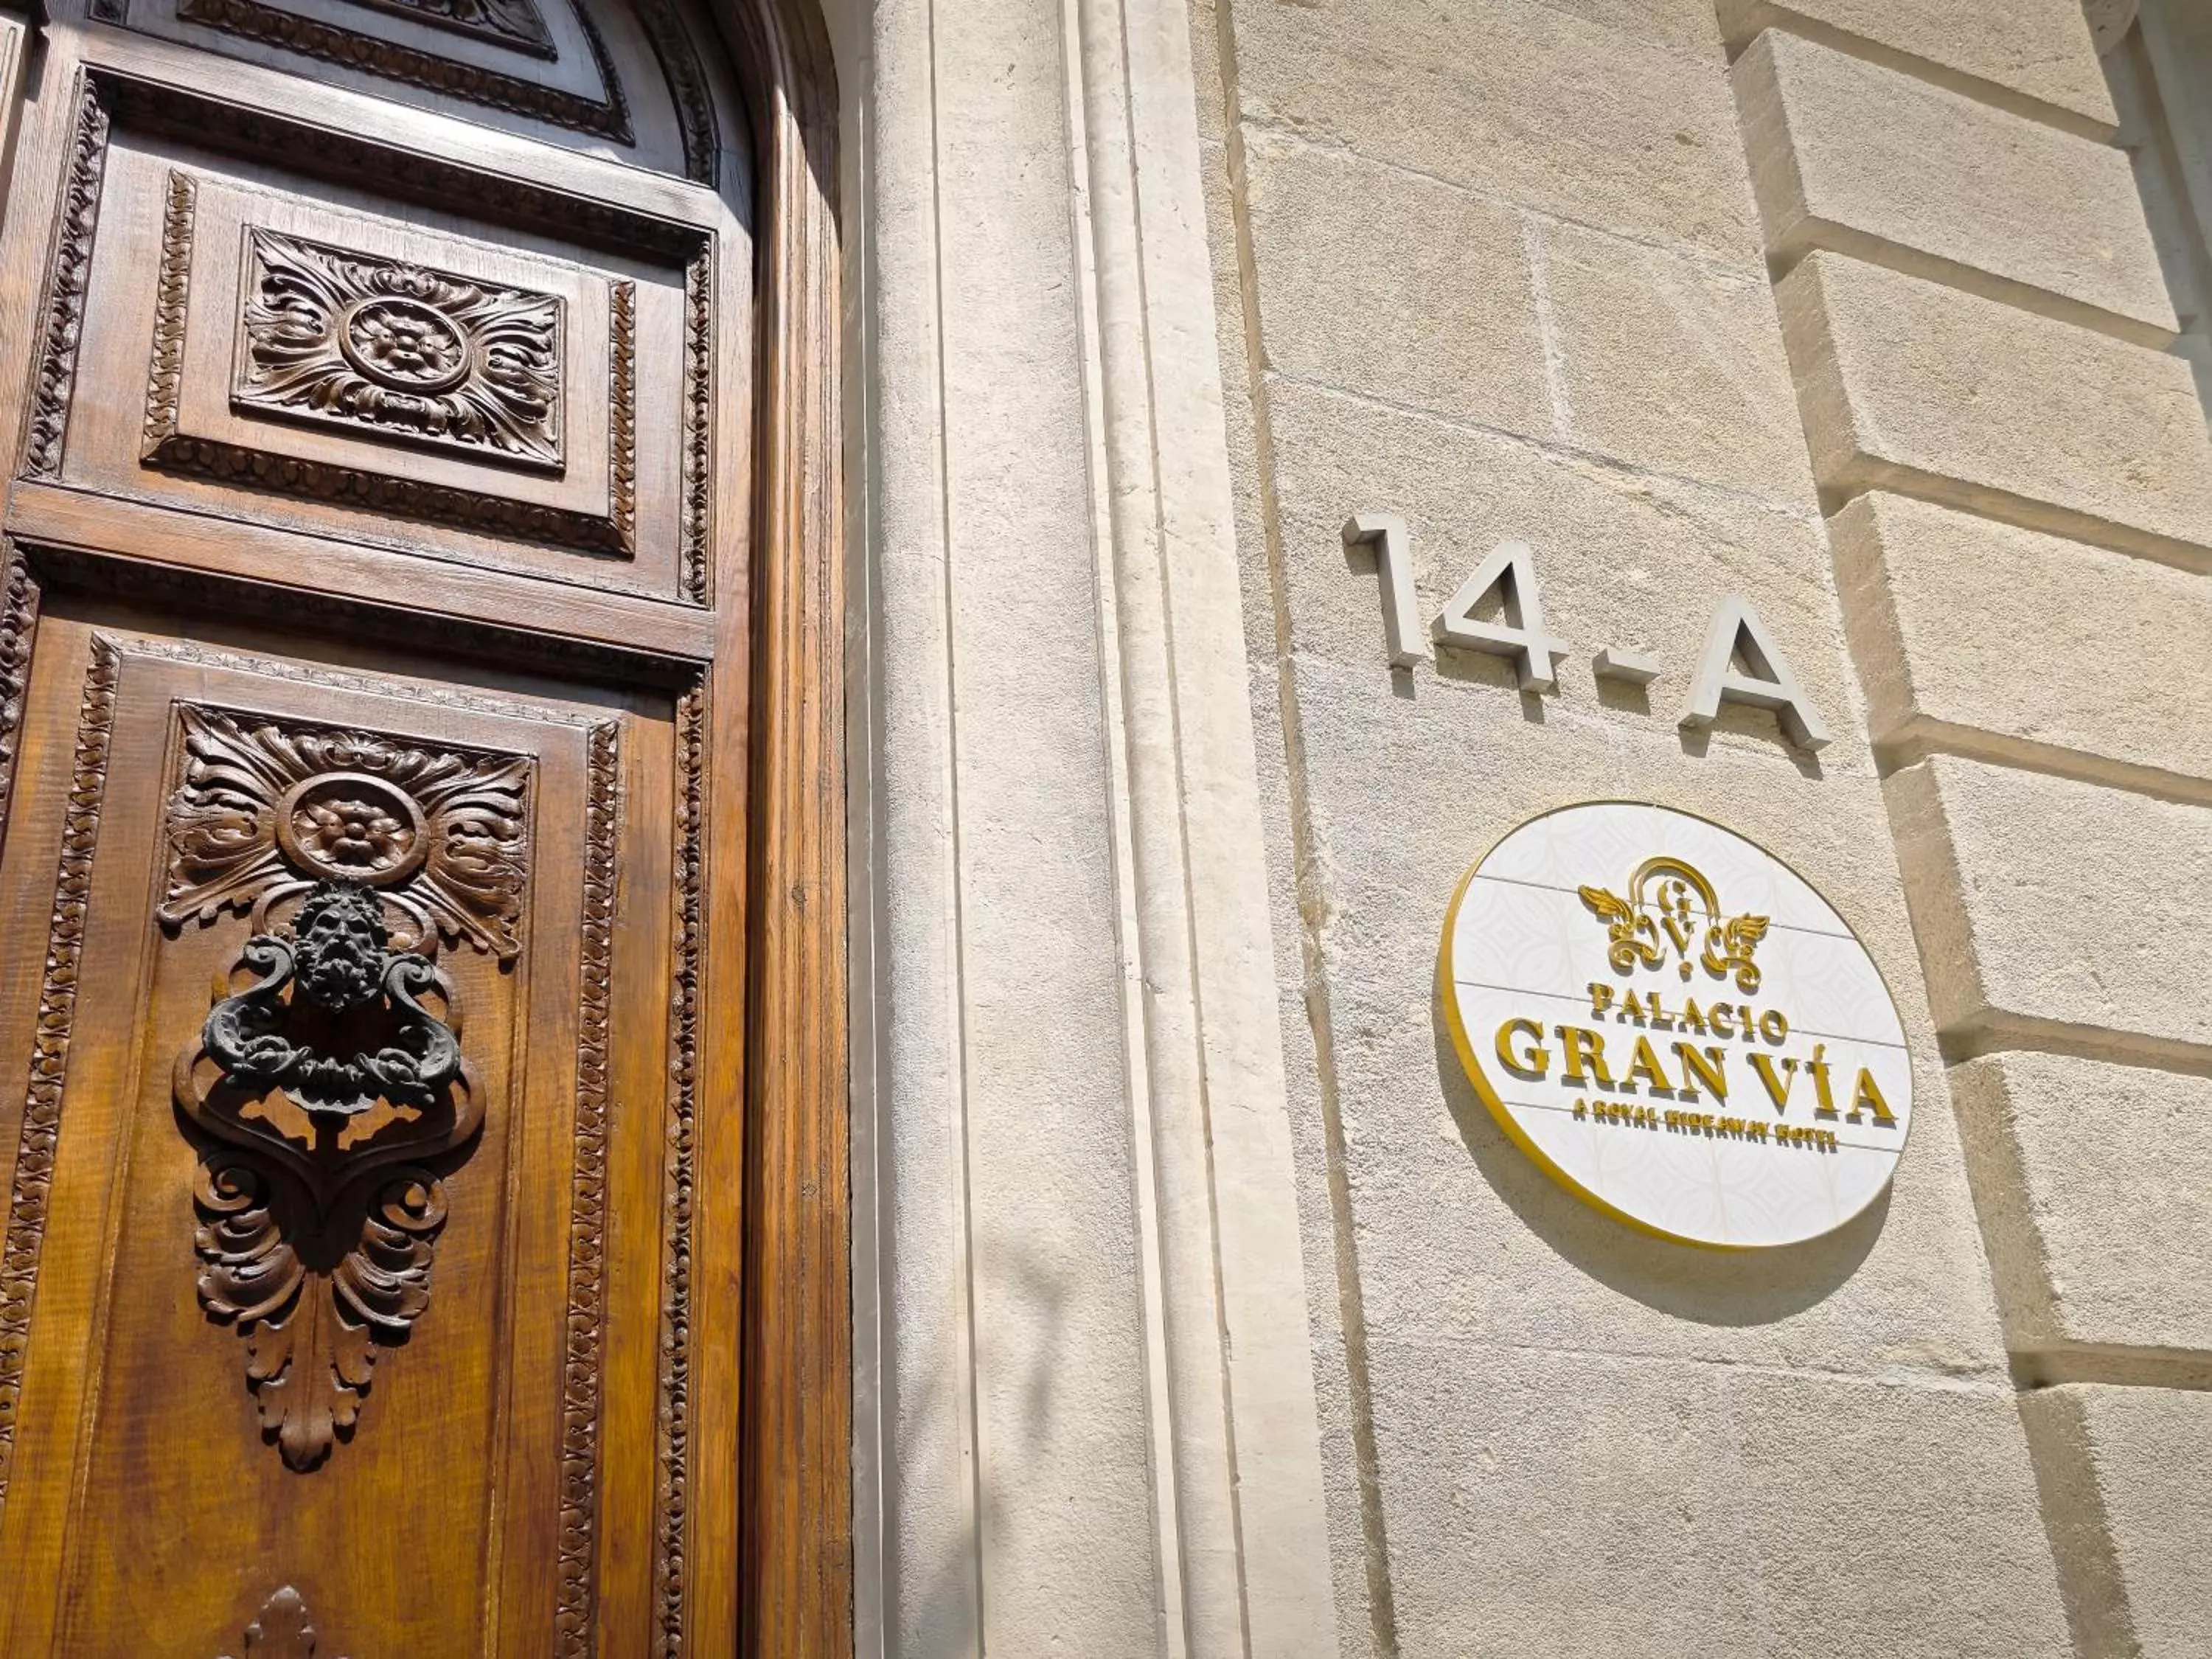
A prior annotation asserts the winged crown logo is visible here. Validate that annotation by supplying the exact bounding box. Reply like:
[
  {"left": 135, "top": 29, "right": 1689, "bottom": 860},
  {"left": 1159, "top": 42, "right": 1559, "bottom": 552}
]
[{"left": 1576, "top": 855, "right": 1769, "bottom": 994}]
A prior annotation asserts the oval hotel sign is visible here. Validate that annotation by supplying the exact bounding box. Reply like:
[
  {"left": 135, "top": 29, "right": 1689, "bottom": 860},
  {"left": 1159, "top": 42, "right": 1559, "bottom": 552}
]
[{"left": 1439, "top": 802, "right": 1910, "bottom": 1248}]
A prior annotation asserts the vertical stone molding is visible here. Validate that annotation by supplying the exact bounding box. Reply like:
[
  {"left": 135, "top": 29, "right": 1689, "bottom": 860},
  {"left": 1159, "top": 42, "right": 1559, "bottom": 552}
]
[{"left": 849, "top": 0, "right": 1333, "bottom": 1646}]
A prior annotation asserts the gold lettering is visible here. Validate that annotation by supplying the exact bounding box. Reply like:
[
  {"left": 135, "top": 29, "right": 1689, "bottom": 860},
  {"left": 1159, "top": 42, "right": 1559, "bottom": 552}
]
[
  {"left": 1677, "top": 998, "right": 1710, "bottom": 1035},
  {"left": 1757, "top": 1009, "right": 1789, "bottom": 1044},
  {"left": 1748, "top": 1052, "right": 1797, "bottom": 1113},
  {"left": 1554, "top": 1025, "right": 1615, "bottom": 1087},
  {"left": 1848, "top": 1067, "right": 1898, "bottom": 1126},
  {"left": 1708, "top": 1004, "right": 1736, "bottom": 1039},
  {"left": 1495, "top": 1017, "right": 1551, "bottom": 1079},
  {"left": 1587, "top": 981, "right": 1615, "bottom": 1019},
  {"left": 1624, "top": 1035, "right": 1675, "bottom": 1095},
  {"left": 1808, "top": 1043, "right": 1838, "bottom": 1119},
  {"left": 1672, "top": 1042, "right": 1729, "bottom": 1102}
]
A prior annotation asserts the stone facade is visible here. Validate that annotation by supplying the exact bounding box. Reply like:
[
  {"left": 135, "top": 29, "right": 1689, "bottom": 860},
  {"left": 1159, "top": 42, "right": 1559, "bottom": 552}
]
[{"left": 833, "top": 0, "right": 2212, "bottom": 1651}]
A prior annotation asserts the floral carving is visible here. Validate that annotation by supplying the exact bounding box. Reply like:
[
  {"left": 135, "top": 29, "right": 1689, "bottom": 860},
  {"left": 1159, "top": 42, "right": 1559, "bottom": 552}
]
[
  {"left": 345, "top": 0, "right": 556, "bottom": 58},
  {"left": 237, "top": 229, "right": 563, "bottom": 469},
  {"left": 653, "top": 685, "right": 703, "bottom": 1652},
  {"left": 161, "top": 706, "right": 532, "bottom": 961},
  {"left": 291, "top": 787, "right": 416, "bottom": 877},
  {"left": 22, "top": 79, "right": 110, "bottom": 479},
  {"left": 178, "top": 879, "right": 481, "bottom": 1469},
  {"left": 217, "top": 1585, "right": 353, "bottom": 1659},
  {"left": 0, "top": 639, "right": 119, "bottom": 1531}
]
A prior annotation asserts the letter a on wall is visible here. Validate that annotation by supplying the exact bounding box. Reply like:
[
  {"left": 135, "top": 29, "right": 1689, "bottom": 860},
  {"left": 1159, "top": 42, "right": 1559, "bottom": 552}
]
[{"left": 1677, "top": 595, "right": 1831, "bottom": 750}]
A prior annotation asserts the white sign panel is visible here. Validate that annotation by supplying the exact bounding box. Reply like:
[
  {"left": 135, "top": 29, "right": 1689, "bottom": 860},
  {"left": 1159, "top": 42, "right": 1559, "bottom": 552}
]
[{"left": 1439, "top": 802, "right": 1911, "bottom": 1249}]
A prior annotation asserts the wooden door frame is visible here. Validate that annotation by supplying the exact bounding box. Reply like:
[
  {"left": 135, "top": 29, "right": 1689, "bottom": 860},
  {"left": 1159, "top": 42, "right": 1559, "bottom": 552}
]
[
  {"left": 719, "top": 1, "right": 850, "bottom": 1650},
  {"left": 0, "top": 0, "right": 850, "bottom": 1646}
]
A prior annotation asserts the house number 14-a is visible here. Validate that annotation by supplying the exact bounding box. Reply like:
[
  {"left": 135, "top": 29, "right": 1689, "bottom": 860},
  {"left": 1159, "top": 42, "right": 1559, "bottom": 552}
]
[{"left": 1343, "top": 512, "right": 1832, "bottom": 751}]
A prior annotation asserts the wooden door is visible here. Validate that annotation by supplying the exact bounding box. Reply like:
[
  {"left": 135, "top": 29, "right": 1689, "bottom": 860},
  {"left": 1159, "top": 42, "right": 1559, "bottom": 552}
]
[{"left": 0, "top": 0, "right": 849, "bottom": 1649}]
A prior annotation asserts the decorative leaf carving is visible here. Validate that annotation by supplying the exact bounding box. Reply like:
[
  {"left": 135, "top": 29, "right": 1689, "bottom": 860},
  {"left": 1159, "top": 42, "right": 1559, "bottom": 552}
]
[
  {"left": 653, "top": 685, "right": 704, "bottom": 1652},
  {"left": 161, "top": 706, "right": 532, "bottom": 961},
  {"left": 237, "top": 228, "right": 563, "bottom": 470},
  {"left": 344, "top": 0, "right": 556, "bottom": 58},
  {"left": 0, "top": 550, "right": 40, "bottom": 840},
  {"left": 0, "top": 639, "right": 119, "bottom": 1531},
  {"left": 22, "top": 78, "right": 109, "bottom": 479},
  {"left": 679, "top": 249, "right": 712, "bottom": 603},
  {"left": 217, "top": 1586, "right": 352, "bottom": 1659},
  {"left": 195, "top": 1154, "right": 449, "bottom": 1471},
  {"left": 555, "top": 721, "right": 619, "bottom": 1655}
]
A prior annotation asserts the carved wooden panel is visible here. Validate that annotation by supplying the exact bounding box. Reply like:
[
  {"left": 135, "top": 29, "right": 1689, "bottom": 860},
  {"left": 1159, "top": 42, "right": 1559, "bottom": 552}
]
[
  {"left": 0, "top": 0, "right": 850, "bottom": 1640},
  {"left": 234, "top": 228, "right": 567, "bottom": 471},
  {"left": 30, "top": 77, "right": 718, "bottom": 599},
  {"left": 351, "top": 0, "right": 557, "bottom": 59},
  {"left": 0, "top": 612, "right": 692, "bottom": 1658},
  {"left": 139, "top": 165, "right": 640, "bottom": 558},
  {"left": 160, "top": 706, "right": 532, "bottom": 1470},
  {"left": 92, "top": 0, "right": 718, "bottom": 186}
]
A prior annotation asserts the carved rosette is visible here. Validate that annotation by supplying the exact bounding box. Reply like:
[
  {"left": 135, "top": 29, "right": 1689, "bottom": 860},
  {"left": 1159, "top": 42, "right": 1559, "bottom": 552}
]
[
  {"left": 162, "top": 705, "right": 531, "bottom": 959},
  {"left": 166, "top": 708, "right": 533, "bottom": 1470},
  {"left": 237, "top": 228, "right": 563, "bottom": 471}
]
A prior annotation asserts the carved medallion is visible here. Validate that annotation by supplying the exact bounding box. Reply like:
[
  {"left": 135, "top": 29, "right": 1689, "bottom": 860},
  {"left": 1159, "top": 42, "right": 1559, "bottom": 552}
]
[
  {"left": 217, "top": 1586, "right": 352, "bottom": 1659},
  {"left": 164, "top": 709, "right": 533, "bottom": 1470},
  {"left": 236, "top": 228, "right": 563, "bottom": 471},
  {"left": 161, "top": 705, "right": 532, "bottom": 960},
  {"left": 345, "top": 0, "right": 557, "bottom": 58}
]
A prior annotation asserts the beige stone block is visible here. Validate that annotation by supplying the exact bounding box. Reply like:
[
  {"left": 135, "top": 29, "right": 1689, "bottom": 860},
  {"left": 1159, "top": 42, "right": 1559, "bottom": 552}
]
[
  {"left": 1242, "top": 132, "right": 1553, "bottom": 442},
  {"left": 1366, "top": 1343, "right": 1769, "bottom": 1656},
  {"left": 1887, "top": 755, "right": 2212, "bottom": 1058},
  {"left": 1225, "top": 0, "right": 1764, "bottom": 263},
  {"left": 2020, "top": 1385, "right": 2212, "bottom": 1656},
  {"left": 1777, "top": 254, "right": 2212, "bottom": 564},
  {"left": 1516, "top": 0, "right": 1724, "bottom": 55},
  {"left": 1736, "top": 32, "right": 2174, "bottom": 341},
  {"left": 1718, "top": 0, "right": 2116, "bottom": 133},
  {"left": 1367, "top": 1345, "right": 2067, "bottom": 1656},
  {"left": 1834, "top": 493, "right": 2212, "bottom": 788},
  {"left": 1539, "top": 219, "right": 1815, "bottom": 502},
  {"left": 1952, "top": 1052, "right": 2212, "bottom": 1358},
  {"left": 1729, "top": 1372, "right": 2070, "bottom": 1658}
]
